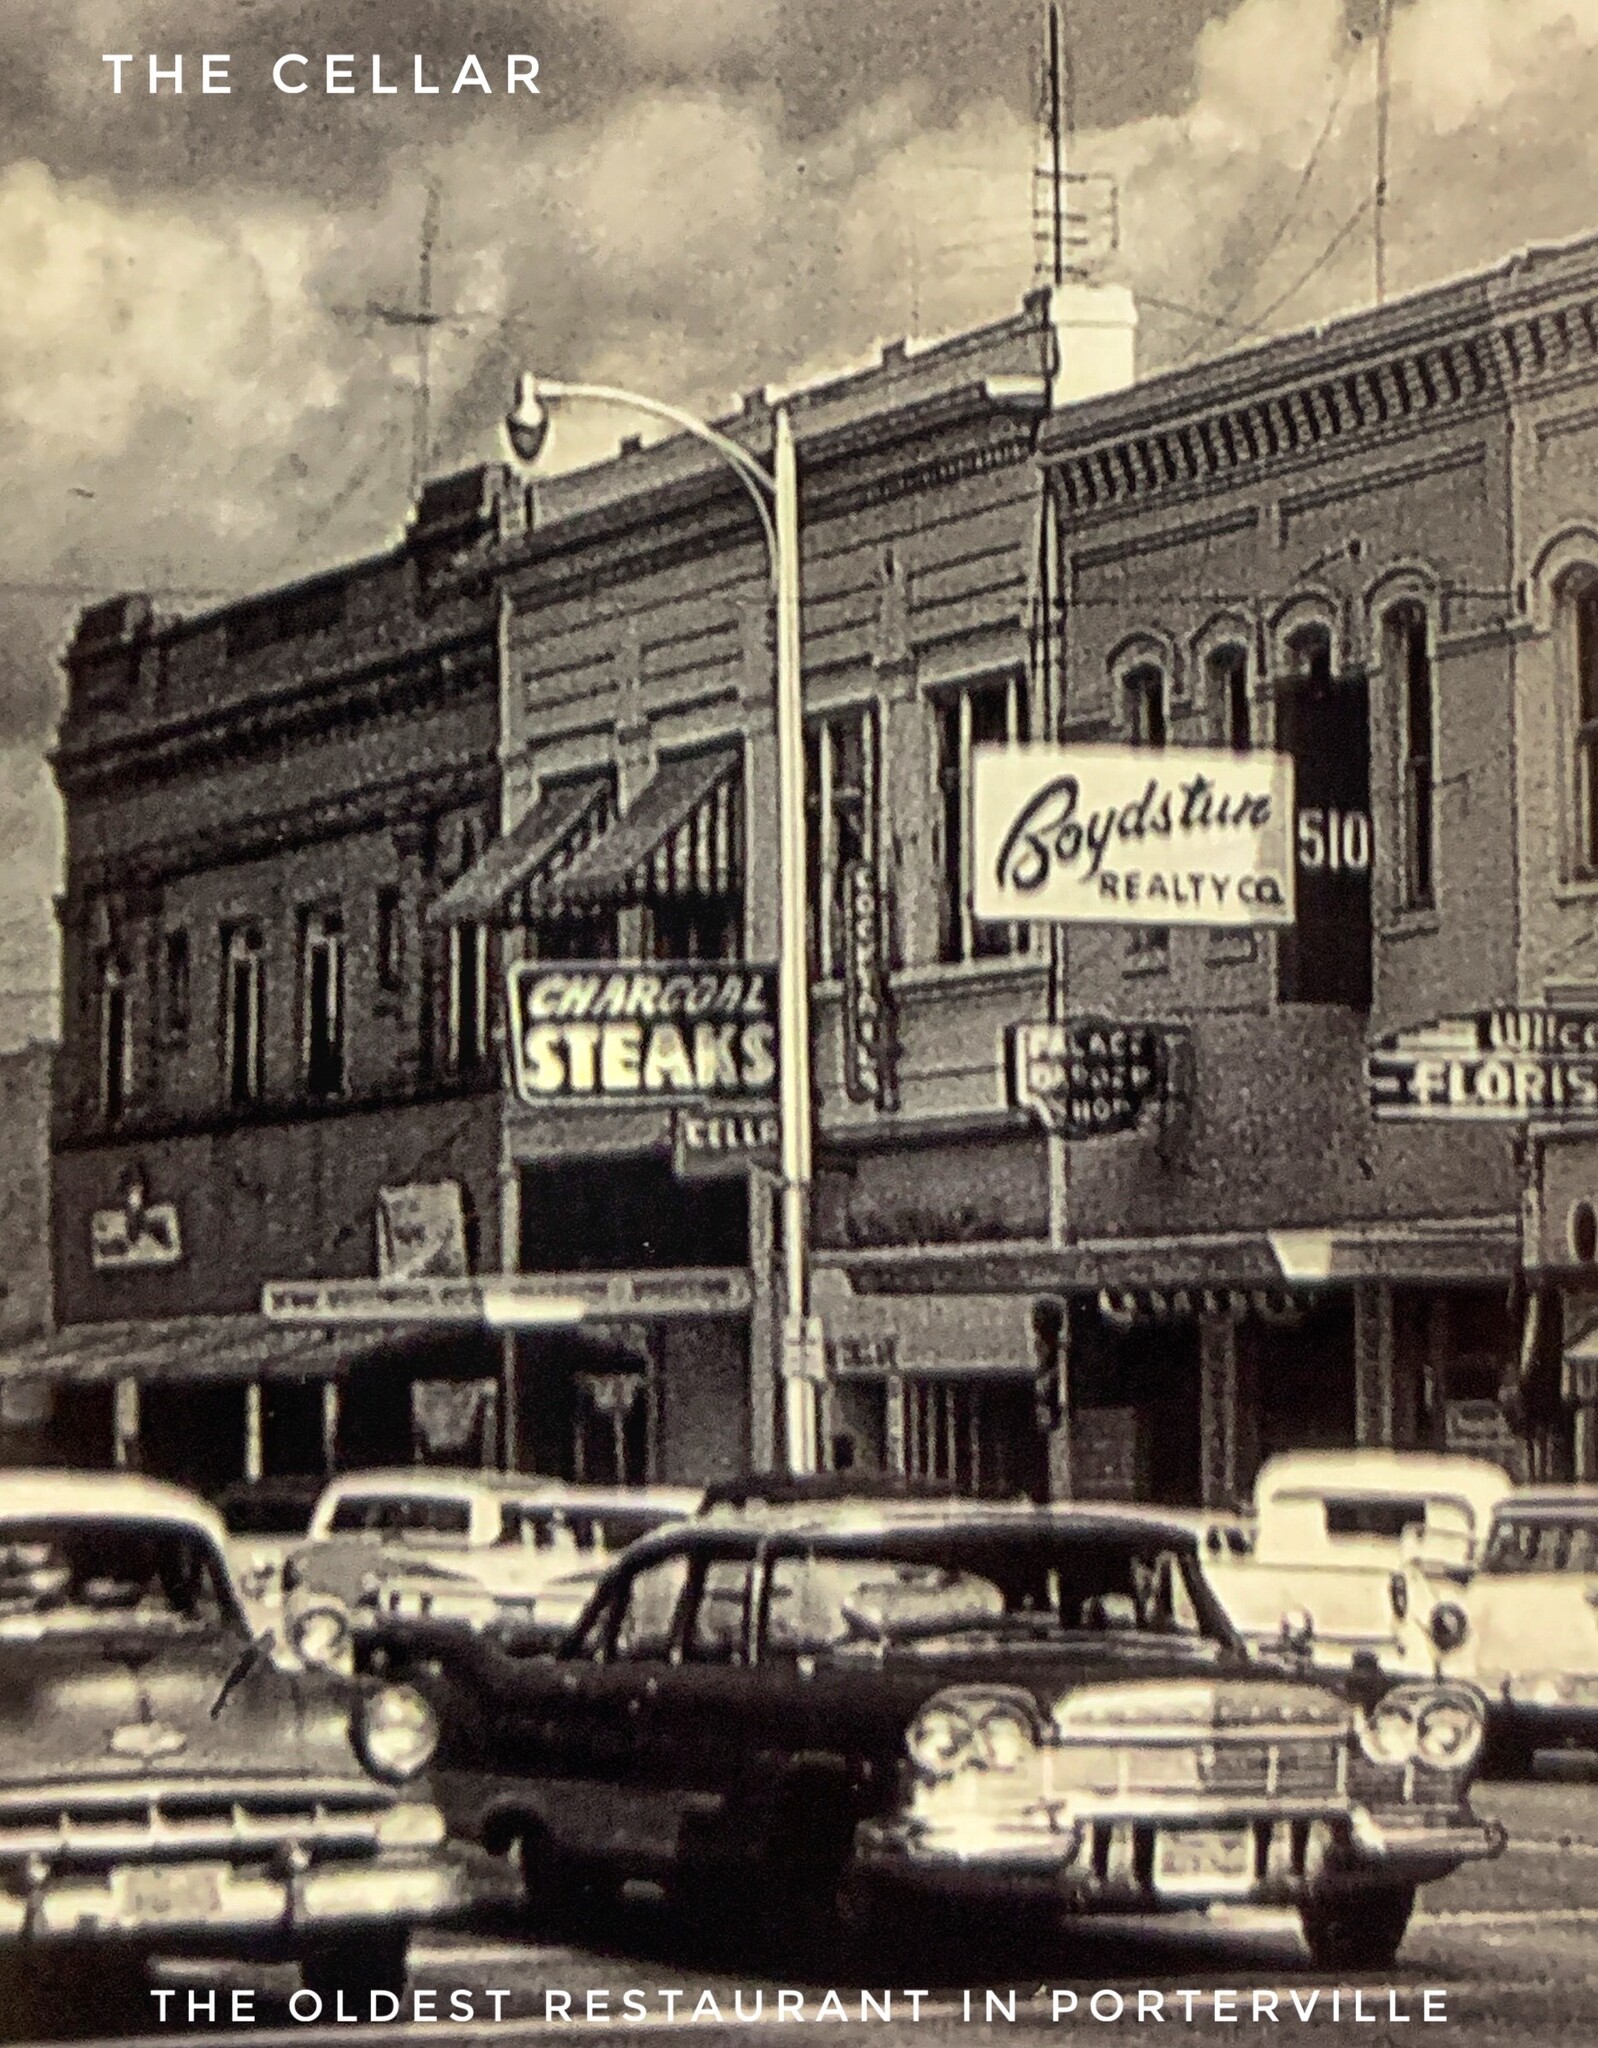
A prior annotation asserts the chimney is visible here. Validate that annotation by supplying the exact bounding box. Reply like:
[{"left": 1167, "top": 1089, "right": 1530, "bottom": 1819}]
[{"left": 1047, "top": 279, "right": 1138, "bottom": 405}]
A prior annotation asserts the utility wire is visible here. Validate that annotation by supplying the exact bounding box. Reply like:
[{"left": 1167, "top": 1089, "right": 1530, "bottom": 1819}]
[{"left": 1245, "top": 194, "right": 1376, "bottom": 332}]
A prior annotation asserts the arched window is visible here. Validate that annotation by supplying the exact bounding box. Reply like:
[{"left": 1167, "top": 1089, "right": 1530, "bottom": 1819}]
[
  {"left": 1383, "top": 601, "right": 1434, "bottom": 908},
  {"left": 1124, "top": 664, "right": 1167, "bottom": 747},
  {"left": 1284, "top": 621, "right": 1333, "bottom": 687},
  {"left": 1567, "top": 573, "right": 1598, "bottom": 872},
  {"left": 1207, "top": 643, "right": 1251, "bottom": 752},
  {"left": 100, "top": 957, "right": 130, "bottom": 1125}
]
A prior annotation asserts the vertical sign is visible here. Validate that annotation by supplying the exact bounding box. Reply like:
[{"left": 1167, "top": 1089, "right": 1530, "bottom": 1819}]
[
  {"left": 1275, "top": 666, "right": 1373, "bottom": 1008},
  {"left": 841, "top": 861, "right": 898, "bottom": 1110}
]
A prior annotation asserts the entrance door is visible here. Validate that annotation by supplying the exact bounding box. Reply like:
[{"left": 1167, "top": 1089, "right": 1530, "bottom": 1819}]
[{"left": 139, "top": 1382, "right": 247, "bottom": 1493}]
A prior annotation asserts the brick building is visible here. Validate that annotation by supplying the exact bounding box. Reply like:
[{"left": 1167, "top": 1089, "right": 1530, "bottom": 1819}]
[
  {"left": 841, "top": 228, "right": 1598, "bottom": 1502},
  {"left": 20, "top": 469, "right": 513, "bottom": 1490}
]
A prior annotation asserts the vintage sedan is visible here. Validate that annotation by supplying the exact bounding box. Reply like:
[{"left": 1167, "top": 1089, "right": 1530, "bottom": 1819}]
[
  {"left": 371, "top": 1500, "right": 1504, "bottom": 1970},
  {"left": 0, "top": 1471, "right": 469, "bottom": 2019}
]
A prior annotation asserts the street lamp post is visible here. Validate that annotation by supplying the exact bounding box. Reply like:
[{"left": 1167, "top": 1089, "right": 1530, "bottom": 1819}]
[{"left": 503, "top": 375, "right": 821, "bottom": 1475}]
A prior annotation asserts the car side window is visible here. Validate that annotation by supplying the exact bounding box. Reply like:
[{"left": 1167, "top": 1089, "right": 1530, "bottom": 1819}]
[
  {"left": 686, "top": 1559, "right": 753, "bottom": 1665},
  {"left": 764, "top": 1553, "right": 856, "bottom": 1656},
  {"left": 611, "top": 1554, "right": 692, "bottom": 1662}
]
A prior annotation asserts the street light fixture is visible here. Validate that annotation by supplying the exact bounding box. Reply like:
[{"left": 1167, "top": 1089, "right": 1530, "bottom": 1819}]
[{"left": 501, "top": 372, "right": 822, "bottom": 1475}]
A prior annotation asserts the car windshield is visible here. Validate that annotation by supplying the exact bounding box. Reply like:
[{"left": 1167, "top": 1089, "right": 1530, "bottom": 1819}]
[
  {"left": 0, "top": 1518, "right": 237, "bottom": 1638},
  {"left": 764, "top": 1530, "right": 1227, "bottom": 1657},
  {"left": 326, "top": 1494, "right": 472, "bottom": 1539},
  {"left": 220, "top": 1493, "right": 316, "bottom": 1537},
  {"left": 1481, "top": 1517, "right": 1598, "bottom": 1574}
]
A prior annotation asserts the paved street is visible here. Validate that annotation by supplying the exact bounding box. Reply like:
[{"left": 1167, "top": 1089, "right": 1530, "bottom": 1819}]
[{"left": 44, "top": 1772, "right": 1598, "bottom": 2048}]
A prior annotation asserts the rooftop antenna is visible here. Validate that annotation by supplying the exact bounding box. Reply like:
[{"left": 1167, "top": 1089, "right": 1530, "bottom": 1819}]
[
  {"left": 1033, "top": 1, "right": 1116, "bottom": 287},
  {"left": 1373, "top": 0, "right": 1393, "bottom": 304},
  {"left": 331, "top": 181, "right": 445, "bottom": 503}
]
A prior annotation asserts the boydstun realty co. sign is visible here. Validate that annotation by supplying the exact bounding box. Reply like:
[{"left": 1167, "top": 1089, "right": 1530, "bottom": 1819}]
[
  {"left": 508, "top": 962, "right": 777, "bottom": 1107},
  {"left": 971, "top": 744, "right": 1296, "bottom": 928},
  {"left": 1369, "top": 1008, "right": 1598, "bottom": 1121}
]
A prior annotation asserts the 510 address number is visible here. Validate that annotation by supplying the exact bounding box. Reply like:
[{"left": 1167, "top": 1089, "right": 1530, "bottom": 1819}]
[{"left": 1297, "top": 806, "right": 1372, "bottom": 875}]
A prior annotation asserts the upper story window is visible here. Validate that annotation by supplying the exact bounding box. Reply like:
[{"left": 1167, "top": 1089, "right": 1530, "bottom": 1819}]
[
  {"left": 223, "top": 925, "right": 264, "bottom": 1109},
  {"left": 1208, "top": 644, "right": 1251, "bottom": 752},
  {"left": 374, "top": 886, "right": 404, "bottom": 994},
  {"left": 1124, "top": 664, "right": 1168, "bottom": 748},
  {"left": 448, "top": 923, "right": 489, "bottom": 1075},
  {"left": 163, "top": 929, "right": 191, "bottom": 1039},
  {"left": 301, "top": 908, "right": 345, "bottom": 1099},
  {"left": 806, "top": 704, "right": 878, "bottom": 979},
  {"left": 937, "top": 672, "right": 1031, "bottom": 965},
  {"left": 1384, "top": 601, "right": 1435, "bottom": 908},
  {"left": 100, "top": 957, "right": 130, "bottom": 1126},
  {"left": 1570, "top": 576, "right": 1598, "bottom": 874},
  {"left": 643, "top": 900, "right": 741, "bottom": 963},
  {"left": 1286, "top": 621, "right": 1333, "bottom": 688}
]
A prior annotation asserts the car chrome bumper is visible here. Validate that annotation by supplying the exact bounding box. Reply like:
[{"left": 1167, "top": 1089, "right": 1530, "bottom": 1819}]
[
  {"left": 0, "top": 1846, "right": 473, "bottom": 1947},
  {"left": 851, "top": 1802, "right": 1504, "bottom": 1908}
]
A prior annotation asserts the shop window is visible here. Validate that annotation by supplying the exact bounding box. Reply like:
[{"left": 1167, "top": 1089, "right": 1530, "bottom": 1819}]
[
  {"left": 301, "top": 908, "right": 345, "bottom": 1099},
  {"left": 1569, "top": 576, "right": 1598, "bottom": 873},
  {"left": 163, "top": 929, "right": 191, "bottom": 1039},
  {"left": 100, "top": 957, "right": 130, "bottom": 1126},
  {"left": 1385, "top": 602, "right": 1434, "bottom": 908},
  {"left": 806, "top": 705, "right": 878, "bottom": 978},
  {"left": 936, "top": 672, "right": 1031, "bottom": 964},
  {"left": 447, "top": 923, "right": 489, "bottom": 1075},
  {"left": 900, "top": 1376, "right": 1035, "bottom": 1498},
  {"left": 1208, "top": 643, "right": 1251, "bottom": 751},
  {"left": 223, "top": 925, "right": 264, "bottom": 1108},
  {"left": 374, "top": 886, "right": 404, "bottom": 994}
]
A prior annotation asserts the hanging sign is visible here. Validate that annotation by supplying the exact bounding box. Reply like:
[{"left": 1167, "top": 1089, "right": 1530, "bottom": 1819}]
[
  {"left": 671, "top": 1102, "right": 780, "bottom": 1180},
  {"left": 91, "top": 1168, "right": 182, "bottom": 1272},
  {"left": 971, "top": 744, "right": 1295, "bottom": 928},
  {"left": 1009, "top": 1018, "right": 1172, "bottom": 1138},
  {"left": 376, "top": 1183, "right": 469, "bottom": 1279},
  {"left": 1369, "top": 1008, "right": 1598, "bottom": 1122},
  {"left": 507, "top": 962, "right": 776, "bottom": 1106},
  {"left": 840, "top": 861, "right": 898, "bottom": 1110}
]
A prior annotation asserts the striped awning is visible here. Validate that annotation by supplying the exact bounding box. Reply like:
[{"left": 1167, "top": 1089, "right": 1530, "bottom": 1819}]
[
  {"left": 0, "top": 1316, "right": 457, "bottom": 1386},
  {"left": 427, "top": 774, "right": 613, "bottom": 927},
  {"left": 553, "top": 748, "right": 741, "bottom": 908}
]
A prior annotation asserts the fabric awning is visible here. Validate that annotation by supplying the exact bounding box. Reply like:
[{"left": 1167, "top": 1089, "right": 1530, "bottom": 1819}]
[
  {"left": 0, "top": 1316, "right": 468, "bottom": 1386},
  {"left": 427, "top": 774, "right": 613, "bottom": 927},
  {"left": 553, "top": 748, "right": 741, "bottom": 907}
]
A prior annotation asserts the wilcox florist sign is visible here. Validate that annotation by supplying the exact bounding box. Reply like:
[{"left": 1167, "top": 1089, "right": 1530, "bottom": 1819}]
[
  {"left": 971, "top": 744, "right": 1296, "bottom": 928},
  {"left": 1369, "top": 1008, "right": 1598, "bottom": 1121},
  {"left": 508, "top": 962, "right": 776, "bottom": 1107}
]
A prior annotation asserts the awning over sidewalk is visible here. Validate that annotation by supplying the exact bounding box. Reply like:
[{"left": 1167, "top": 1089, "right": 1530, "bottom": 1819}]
[
  {"left": 427, "top": 773, "right": 613, "bottom": 927},
  {"left": 0, "top": 1316, "right": 459, "bottom": 1386},
  {"left": 552, "top": 747, "right": 740, "bottom": 907},
  {"left": 828, "top": 1215, "right": 1519, "bottom": 1297}
]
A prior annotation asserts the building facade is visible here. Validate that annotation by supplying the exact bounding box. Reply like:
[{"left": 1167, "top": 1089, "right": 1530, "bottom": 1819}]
[{"left": 31, "top": 469, "right": 514, "bottom": 1489}]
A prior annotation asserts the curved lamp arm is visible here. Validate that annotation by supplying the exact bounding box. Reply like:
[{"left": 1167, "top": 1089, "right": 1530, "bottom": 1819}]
[{"left": 511, "top": 375, "right": 780, "bottom": 574}]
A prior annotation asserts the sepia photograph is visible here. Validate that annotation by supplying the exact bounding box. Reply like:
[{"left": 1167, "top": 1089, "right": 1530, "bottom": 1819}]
[{"left": 1, "top": 0, "right": 1597, "bottom": 2038}]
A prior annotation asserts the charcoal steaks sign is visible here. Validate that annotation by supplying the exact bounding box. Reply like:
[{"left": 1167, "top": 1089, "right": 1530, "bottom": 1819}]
[
  {"left": 508, "top": 962, "right": 777, "bottom": 1106},
  {"left": 971, "top": 744, "right": 1296, "bottom": 928},
  {"left": 1010, "top": 1018, "right": 1171, "bottom": 1137},
  {"left": 1369, "top": 1008, "right": 1598, "bottom": 1122}
]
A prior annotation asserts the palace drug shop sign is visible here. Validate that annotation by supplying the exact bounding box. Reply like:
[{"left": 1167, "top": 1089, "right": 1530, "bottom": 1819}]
[
  {"left": 508, "top": 962, "right": 777, "bottom": 1107},
  {"left": 1010, "top": 1018, "right": 1173, "bottom": 1138},
  {"left": 1369, "top": 1008, "right": 1598, "bottom": 1122}
]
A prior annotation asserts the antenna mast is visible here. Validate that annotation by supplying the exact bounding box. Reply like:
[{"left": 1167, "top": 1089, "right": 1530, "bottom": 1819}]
[
  {"left": 1373, "top": 0, "right": 1392, "bottom": 304},
  {"left": 412, "top": 181, "right": 441, "bottom": 501}
]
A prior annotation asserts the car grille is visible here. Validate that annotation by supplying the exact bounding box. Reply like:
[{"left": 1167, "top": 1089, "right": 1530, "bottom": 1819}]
[
  {"left": 1201, "top": 1738, "right": 1344, "bottom": 1800},
  {"left": 0, "top": 1781, "right": 391, "bottom": 1867}
]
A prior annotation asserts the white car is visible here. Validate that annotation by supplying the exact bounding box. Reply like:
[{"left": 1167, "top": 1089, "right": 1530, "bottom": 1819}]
[{"left": 1201, "top": 1450, "right": 1513, "bottom": 1672}]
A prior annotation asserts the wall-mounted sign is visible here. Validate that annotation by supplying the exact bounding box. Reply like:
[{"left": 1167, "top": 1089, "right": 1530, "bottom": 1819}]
[
  {"left": 1369, "top": 1008, "right": 1598, "bottom": 1123},
  {"left": 1009, "top": 1018, "right": 1172, "bottom": 1138},
  {"left": 971, "top": 744, "right": 1295, "bottom": 929},
  {"left": 376, "top": 1182, "right": 469, "bottom": 1279},
  {"left": 507, "top": 962, "right": 777, "bottom": 1107},
  {"left": 91, "top": 1168, "right": 182, "bottom": 1272},
  {"left": 841, "top": 861, "right": 898, "bottom": 1110},
  {"left": 263, "top": 1268, "right": 752, "bottom": 1326},
  {"left": 671, "top": 1102, "right": 779, "bottom": 1181}
]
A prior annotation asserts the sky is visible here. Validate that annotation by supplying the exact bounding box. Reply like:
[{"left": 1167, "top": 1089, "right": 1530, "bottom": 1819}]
[{"left": 4, "top": 0, "right": 1598, "bottom": 1042}]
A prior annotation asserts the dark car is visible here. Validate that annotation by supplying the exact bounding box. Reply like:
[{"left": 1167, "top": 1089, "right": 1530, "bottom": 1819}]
[
  {"left": 368, "top": 1498, "right": 1504, "bottom": 1971},
  {"left": 0, "top": 1471, "right": 471, "bottom": 2024}
]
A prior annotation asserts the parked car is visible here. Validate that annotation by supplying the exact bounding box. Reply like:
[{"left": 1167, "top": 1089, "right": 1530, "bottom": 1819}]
[
  {"left": 362, "top": 1483, "right": 703, "bottom": 1646},
  {"left": 1433, "top": 1487, "right": 1598, "bottom": 1771},
  {"left": 369, "top": 1497, "right": 1504, "bottom": 1970},
  {"left": 1202, "top": 1451, "right": 1513, "bottom": 1670},
  {"left": 215, "top": 1474, "right": 324, "bottom": 1628},
  {"left": 0, "top": 1470, "right": 470, "bottom": 2024}
]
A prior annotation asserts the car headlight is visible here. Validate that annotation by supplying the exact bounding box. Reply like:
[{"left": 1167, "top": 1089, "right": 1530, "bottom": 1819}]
[
  {"left": 906, "top": 1701, "right": 975, "bottom": 1779},
  {"left": 971, "top": 1700, "right": 1036, "bottom": 1773},
  {"left": 290, "top": 1601, "right": 352, "bottom": 1673},
  {"left": 1358, "top": 1695, "right": 1419, "bottom": 1766},
  {"left": 1415, "top": 1694, "right": 1484, "bottom": 1771},
  {"left": 356, "top": 1684, "right": 440, "bottom": 1783},
  {"left": 1428, "top": 1602, "right": 1470, "bottom": 1654},
  {"left": 906, "top": 1694, "right": 1037, "bottom": 1779}
]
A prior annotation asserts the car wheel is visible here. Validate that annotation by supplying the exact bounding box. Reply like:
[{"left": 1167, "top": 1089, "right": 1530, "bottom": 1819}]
[
  {"left": 1300, "top": 1884, "right": 1416, "bottom": 1971},
  {"left": 0, "top": 1945, "right": 152, "bottom": 2037},
  {"left": 299, "top": 1930, "right": 410, "bottom": 2007},
  {"left": 519, "top": 1829, "right": 610, "bottom": 1936}
]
